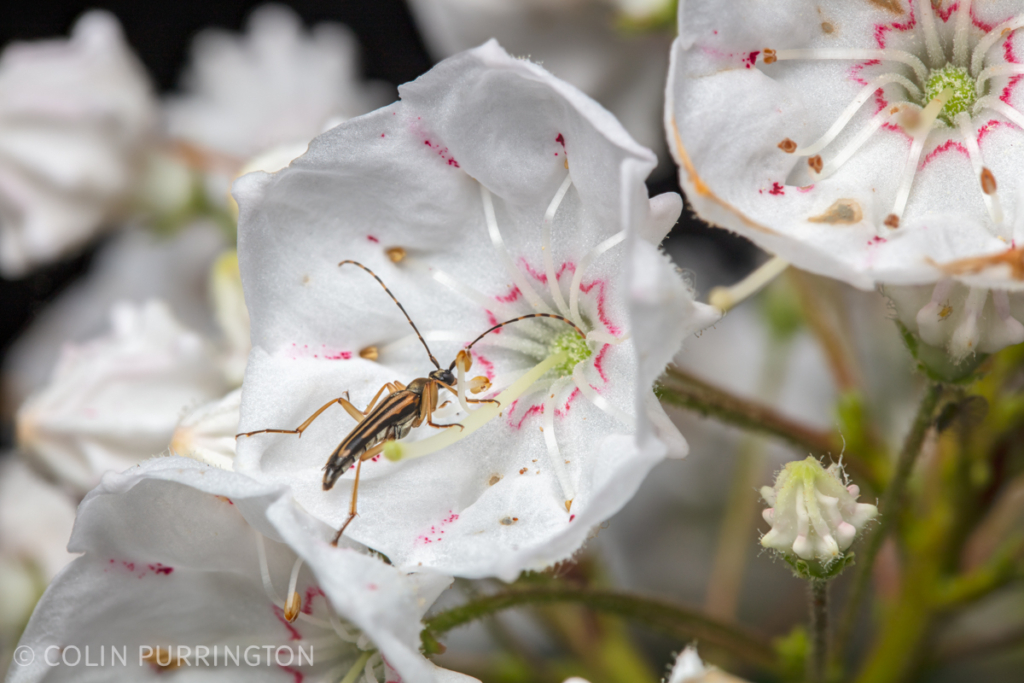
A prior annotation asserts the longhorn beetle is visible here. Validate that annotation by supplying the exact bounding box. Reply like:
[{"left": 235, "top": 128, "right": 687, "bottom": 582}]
[{"left": 238, "top": 260, "right": 585, "bottom": 545}]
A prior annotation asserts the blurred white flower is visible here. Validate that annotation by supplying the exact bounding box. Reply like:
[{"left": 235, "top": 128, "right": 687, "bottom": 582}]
[
  {"left": 760, "top": 456, "right": 877, "bottom": 568},
  {"left": 667, "top": 0, "right": 1024, "bottom": 358},
  {"left": 234, "top": 41, "right": 718, "bottom": 581},
  {"left": 165, "top": 3, "right": 389, "bottom": 163},
  {"left": 8, "top": 457, "right": 472, "bottom": 683},
  {"left": 0, "top": 10, "right": 156, "bottom": 276},
  {"left": 407, "top": 0, "right": 674, "bottom": 166},
  {"left": 16, "top": 300, "right": 227, "bottom": 493},
  {"left": 2, "top": 222, "right": 226, "bottom": 407},
  {"left": 210, "top": 250, "right": 252, "bottom": 385},
  {"left": 169, "top": 388, "right": 241, "bottom": 470},
  {"left": 0, "top": 456, "right": 76, "bottom": 670}
]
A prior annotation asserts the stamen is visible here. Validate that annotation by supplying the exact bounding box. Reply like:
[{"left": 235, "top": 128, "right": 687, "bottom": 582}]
[
  {"left": 284, "top": 556, "right": 304, "bottom": 622},
  {"left": 468, "top": 376, "right": 491, "bottom": 393},
  {"left": 359, "top": 345, "right": 378, "bottom": 361},
  {"left": 890, "top": 88, "right": 952, "bottom": 227},
  {"left": 811, "top": 107, "right": 895, "bottom": 181},
  {"left": 988, "top": 290, "right": 1024, "bottom": 351},
  {"left": 955, "top": 112, "right": 1005, "bottom": 229},
  {"left": 916, "top": 0, "right": 945, "bottom": 69},
  {"left": 481, "top": 185, "right": 553, "bottom": 314},
  {"left": 571, "top": 362, "right": 635, "bottom": 429},
  {"left": 793, "top": 74, "right": 922, "bottom": 157},
  {"left": 385, "top": 247, "right": 406, "bottom": 263},
  {"left": 385, "top": 351, "right": 568, "bottom": 462},
  {"left": 974, "top": 95, "right": 1024, "bottom": 130},
  {"left": 950, "top": 287, "right": 988, "bottom": 359},
  {"left": 454, "top": 350, "right": 473, "bottom": 414},
  {"left": 953, "top": 0, "right": 974, "bottom": 67},
  {"left": 972, "top": 15, "right": 1024, "bottom": 77},
  {"left": 586, "top": 330, "right": 628, "bottom": 345},
  {"left": 543, "top": 173, "right": 574, "bottom": 317},
  {"left": 543, "top": 378, "right": 577, "bottom": 509},
  {"left": 915, "top": 278, "right": 955, "bottom": 347},
  {"left": 708, "top": 256, "right": 788, "bottom": 313},
  {"left": 771, "top": 48, "right": 928, "bottom": 84},
  {"left": 569, "top": 231, "right": 625, "bottom": 327},
  {"left": 975, "top": 63, "right": 1024, "bottom": 95},
  {"left": 340, "top": 650, "right": 375, "bottom": 683},
  {"left": 254, "top": 531, "right": 283, "bottom": 606},
  {"left": 329, "top": 613, "right": 360, "bottom": 643}
]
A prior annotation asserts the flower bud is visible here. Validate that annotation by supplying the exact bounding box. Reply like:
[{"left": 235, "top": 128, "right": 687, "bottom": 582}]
[{"left": 761, "top": 457, "right": 877, "bottom": 577}]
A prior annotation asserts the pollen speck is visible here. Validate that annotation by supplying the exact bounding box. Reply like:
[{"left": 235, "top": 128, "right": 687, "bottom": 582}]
[
  {"left": 488, "top": 474, "right": 502, "bottom": 486},
  {"left": 519, "top": 468, "right": 528, "bottom": 475},
  {"left": 981, "top": 167, "right": 997, "bottom": 195},
  {"left": 821, "top": 22, "right": 834, "bottom": 34},
  {"left": 808, "top": 199, "right": 863, "bottom": 225},
  {"left": 778, "top": 138, "right": 797, "bottom": 153},
  {"left": 386, "top": 247, "right": 407, "bottom": 263},
  {"left": 564, "top": 157, "right": 569, "bottom": 170},
  {"left": 359, "top": 345, "right": 379, "bottom": 361},
  {"left": 500, "top": 517, "right": 517, "bottom": 526}
]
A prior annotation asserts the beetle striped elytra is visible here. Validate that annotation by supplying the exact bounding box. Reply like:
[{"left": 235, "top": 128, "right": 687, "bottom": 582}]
[{"left": 237, "top": 260, "right": 585, "bottom": 545}]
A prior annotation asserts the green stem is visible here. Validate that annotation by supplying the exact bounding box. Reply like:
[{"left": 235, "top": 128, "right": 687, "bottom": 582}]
[
  {"left": 658, "top": 365, "right": 844, "bottom": 464},
  {"left": 808, "top": 580, "right": 829, "bottom": 683},
  {"left": 833, "top": 383, "right": 944, "bottom": 668},
  {"left": 423, "top": 586, "right": 776, "bottom": 670}
]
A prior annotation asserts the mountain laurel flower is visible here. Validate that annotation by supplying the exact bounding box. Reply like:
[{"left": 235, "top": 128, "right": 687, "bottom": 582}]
[
  {"left": 210, "top": 250, "right": 253, "bottom": 385},
  {"left": 170, "top": 388, "right": 242, "bottom": 470},
  {"left": 761, "top": 457, "right": 878, "bottom": 576},
  {"left": 233, "top": 41, "right": 720, "bottom": 581},
  {"left": 165, "top": 4, "right": 388, "bottom": 165},
  {"left": 8, "top": 457, "right": 471, "bottom": 683},
  {"left": 16, "top": 301, "right": 227, "bottom": 493},
  {"left": 0, "top": 10, "right": 156, "bottom": 276},
  {"left": 668, "top": 0, "right": 1024, "bottom": 359}
]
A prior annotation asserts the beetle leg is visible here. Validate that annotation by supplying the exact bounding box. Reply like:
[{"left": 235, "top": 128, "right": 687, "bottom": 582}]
[
  {"left": 424, "top": 381, "right": 464, "bottom": 431},
  {"left": 330, "top": 441, "right": 386, "bottom": 546},
  {"left": 433, "top": 380, "right": 500, "bottom": 407},
  {"left": 237, "top": 395, "right": 367, "bottom": 439}
]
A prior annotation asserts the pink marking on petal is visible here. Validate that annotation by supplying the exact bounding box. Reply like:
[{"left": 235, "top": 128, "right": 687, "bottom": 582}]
[
  {"left": 279, "top": 665, "right": 304, "bottom": 683},
  {"left": 920, "top": 139, "right": 969, "bottom": 169},
  {"left": 367, "top": 235, "right": 379, "bottom": 243},
  {"left": 274, "top": 606, "right": 302, "bottom": 641},
  {"left": 495, "top": 286, "right": 521, "bottom": 304},
  {"left": 1000, "top": 34, "right": 1023, "bottom": 104},
  {"left": 743, "top": 50, "right": 760, "bottom": 68},
  {"left": 592, "top": 344, "right": 611, "bottom": 383},
  {"left": 301, "top": 586, "right": 326, "bottom": 615},
  {"left": 555, "top": 388, "right": 581, "bottom": 417},
  {"left": 797, "top": 185, "right": 815, "bottom": 193},
  {"left": 768, "top": 182, "right": 785, "bottom": 196},
  {"left": 569, "top": 514, "right": 576, "bottom": 522},
  {"left": 367, "top": 583, "right": 378, "bottom": 590},
  {"left": 123, "top": 561, "right": 134, "bottom": 571},
  {"left": 868, "top": 236, "right": 887, "bottom": 245},
  {"left": 578, "top": 279, "right": 622, "bottom": 336},
  {"left": 556, "top": 133, "right": 565, "bottom": 147},
  {"left": 148, "top": 563, "right": 173, "bottom": 575},
  {"left": 472, "top": 352, "right": 495, "bottom": 380},
  {"left": 978, "top": 119, "right": 1006, "bottom": 144}
]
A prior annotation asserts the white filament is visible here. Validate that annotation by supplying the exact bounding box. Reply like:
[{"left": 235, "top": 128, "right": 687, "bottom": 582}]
[
  {"left": 542, "top": 172, "right": 574, "bottom": 317},
  {"left": 569, "top": 231, "right": 625, "bottom": 327},
  {"left": 916, "top": 0, "right": 945, "bottom": 68},
  {"left": 542, "top": 378, "right": 576, "bottom": 506},
  {"left": 971, "top": 15, "right": 1024, "bottom": 77},
  {"left": 953, "top": 0, "right": 974, "bottom": 67},
  {"left": 955, "top": 112, "right": 1004, "bottom": 230},
  {"left": 571, "top": 361, "right": 635, "bottom": 429},
  {"left": 975, "top": 63, "right": 1024, "bottom": 95},
  {"left": 773, "top": 48, "right": 928, "bottom": 84},
  {"left": 891, "top": 89, "right": 952, "bottom": 223},
  {"left": 813, "top": 108, "right": 893, "bottom": 181},
  {"left": 481, "top": 185, "right": 553, "bottom": 314},
  {"left": 795, "top": 73, "right": 921, "bottom": 157},
  {"left": 254, "top": 531, "right": 283, "bottom": 606},
  {"left": 975, "top": 96, "right": 1024, "bottom": 130}
]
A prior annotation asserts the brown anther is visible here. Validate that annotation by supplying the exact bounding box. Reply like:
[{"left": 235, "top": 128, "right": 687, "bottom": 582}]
[
  {"left": 284, "top": 592, "right": 302, "bottom": 622},
  {"left": 884, "top": 213, "right": 900, "bottom": 229},
  {"left": 821, "top": 21, "right": 834, "bottom": 34},
  {"left": 565, "top": 500, "right": 573, "bottom": 512},
  {"left": 763, "top": 48, "right": 777, "bottom": 64},
  {"left": 359, "top": 345, "right": 379, "bottom": 361},
  {"left": 778, "top": 138, "right": 797, "bottom": 153},
  {"left": 385, "top": 247, "right": 406, "bottom": 263},
  {"left": 455, "top": 349, "right": 472, "bottom": 373},
  {"left": 808, "top": 155, "right": 823, "bottom": 173},
  {"left": 897, "top": 107, "right": 921, "bottom": 132},
  {"left": 981, "top": 167, "right": 997, "bottom": 195},
  {"left": 564, "top": 157, "right": 569, "bottom": 170},
  {"left": 469, "top": 376, "right": 491, "bottom": 394}
]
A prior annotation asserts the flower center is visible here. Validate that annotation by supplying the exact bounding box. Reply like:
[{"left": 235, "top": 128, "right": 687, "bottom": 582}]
[
  {"left": 548, "top": 330, "right": 592, "bottom": 377},
  {"left": 925, "top": 64, "right": 978, "bottom": 125}
]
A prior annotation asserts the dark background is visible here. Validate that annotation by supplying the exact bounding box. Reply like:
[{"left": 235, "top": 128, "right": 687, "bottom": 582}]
[{"left": 0, "top": 0, "right": 755, "bottom": 430}]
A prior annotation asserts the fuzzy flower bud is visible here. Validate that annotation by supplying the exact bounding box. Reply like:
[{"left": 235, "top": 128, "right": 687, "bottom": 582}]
[{"left": 760, "top": 457, "right": 877, "bottom": 576}]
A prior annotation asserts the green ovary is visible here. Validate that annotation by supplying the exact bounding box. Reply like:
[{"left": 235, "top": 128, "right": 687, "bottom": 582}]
[
  {"left": 925, "top": 64, "right": 978, "bottom": 125},
  {"left": 548, "top": 330, "right": 591, "bottom": 376}
]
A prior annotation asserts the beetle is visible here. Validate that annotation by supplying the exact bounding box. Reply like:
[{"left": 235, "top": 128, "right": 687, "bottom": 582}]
[{"left": 237, "top": 260, "right": 584, "bottom": 544}]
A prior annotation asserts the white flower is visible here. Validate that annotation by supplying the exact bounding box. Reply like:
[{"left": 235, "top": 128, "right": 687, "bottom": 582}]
[
  {"left": 210, "top": 251, "right": 253, "bottom": 385},
  {"left": 761, "top": 456, "right": 878, "bottom": 568},
  {"left": 233, "top": 41, "right": 719, "bottom": 581},
  {"left": 667, "top": 0, "right": 1024, "bottom": 357},
  {"left": 165, "top": 4, "right": 388, "bottom": 163},
  {"left": 170, "top": 388, "right": 242, "bottom": 470},
  {"left": 407, "top": 0, "right": 674, "bottom": 163},
  {"left": 2, "top": 222, "right": 227, "bottom": 405},
  {"left": 0, "top": 10, "right": 156, "bottom": 276},
  {"left": 16, "top": 301, "right": 227, "bottom": 493},
  {"left": 8, "top": 457, "right": 471, "bottom": 683}
]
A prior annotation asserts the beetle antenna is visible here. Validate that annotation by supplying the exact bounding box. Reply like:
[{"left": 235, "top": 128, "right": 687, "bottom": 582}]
[
  {"left": 339, "top": 260, "right": 441, "bottom": 369},
  {"left": 450, "top": 314, "right": 586, "bottom": 371}
]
